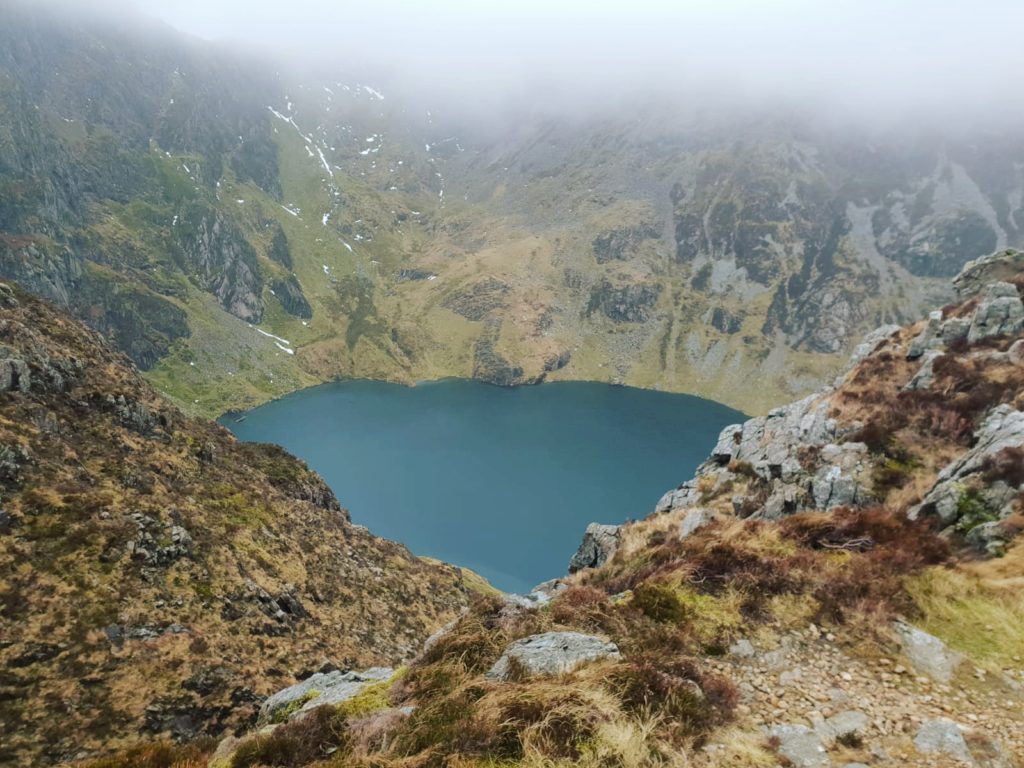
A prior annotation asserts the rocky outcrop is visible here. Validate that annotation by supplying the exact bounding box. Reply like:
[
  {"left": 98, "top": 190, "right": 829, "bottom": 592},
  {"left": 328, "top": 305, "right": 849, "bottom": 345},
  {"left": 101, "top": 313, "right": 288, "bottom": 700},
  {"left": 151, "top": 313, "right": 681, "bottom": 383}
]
[
  {"left": 650, "top": 252, "right": 1023, "bottom": 532},
  {"left": 657, "top": 390, "right": 871, "bottom": 521},
  {"left": 586, "top": 281, "right": 661, "bottom": 323},
  {"left": 766, "top": 723, "right": 830, "bottom": 768},
  {"left": 967, "top": 282, "right": 1024, "bottom": 343},
  {"left": 267, "top": 224, "right": 293, "bottom": 269},
  {"left": 914, "top": 718, "right": 975, "bottom": 763},
  {"left": 893, "top": 622, "right": 963, "bottom": 683},
  {"left": 175, "top": 205, "right": 264, "bottom": 323},
  {"left": 953, "top": 249, "right": 1024, "bottom": 298},
  {"left": 258, "top": 667, "right": 393, "bottom": 724},
  {"left": 0, "top": 355, "right": 30, "bottom": 393},
  {"left": 271, "top": 275, "right": 313, "bottom": 319},
  {"left": 485, "top": 632, "right": 620, "bottom": 681},
  {"left": 472, "top": 320, "right": 527, "bottom": 386},
  {"left": 442, "top": 278, "right": 509, "bottom": 321},
  {"left": 592, "top": 223, "right": 659, "bottom": 263},
  {"left": 568, "top": 522, "right": 621, "bottom": 572}
]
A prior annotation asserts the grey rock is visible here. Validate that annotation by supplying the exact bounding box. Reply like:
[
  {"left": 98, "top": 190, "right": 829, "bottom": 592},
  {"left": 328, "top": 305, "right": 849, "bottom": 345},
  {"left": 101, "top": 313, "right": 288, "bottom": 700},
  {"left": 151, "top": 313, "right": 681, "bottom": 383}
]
[
  {"left": 0, "top": 358, "right": 30, "bottom": 392},
  {"left": 849, "top": 324, "right": 902, "bottom": 367},
  {"left": 763, "top": 482, "right": 802, "bottom": 520},
  {"left": 815, "top": 710, "right": 868, "bottom": 747},
  {"left": 568, "top": 523, "right": 621, "bottom": 572},
  {"left": 259, "top": 667, "right": 393, "bottom": 724},
  {"left": 767, "top": 723, "right": 830, "bottom": 768},
  {"left": 967, "top": 282, "right": 1024, "bottom": 343},
  {"left": 904, "top": 350, "right": 943, "bottom": 391},
  {"left": 0, "top": 283, "right": 17, "bottom": 308},
  {"left": 940, "top": 316, "right": 972, "bottom": 345},
  {"left": 966, "top": 521, "right": 1012, "bottom": 558},
  {"left": 729, "top": 638, "right": 755, "bottom": 657},
  {"left": 913, "top": 718, "right": 974, "bottom": 763},
  {"left": 421, "top": 616, "right": 460, "bottom": 655},
  {"left": 954, "top": 249, "right": 1024, "bottom": 298},
  {"left": 908, "top": 310, "right": 944, "bottom": 359},
  {"left": 893, "top": 621, "right": 963, "bottom": 683},
  {"left": 1008, "top": 338, "right": 1024, "bottom": 363},
  {"left": 679, "top": 508, "right": 713, "bottom": 539},
  {"left": 656, "top": 481, "right": 703, "bottom": 513},
  {"left": 529, "top": 578, "right": 567, "bottom": 600},
  {"left": 270, "top": 275, "right": 313, "bottom": 319},
  {"left": 711, "top": 424, "right": 744, "bottom": 463},
  {"left": 811, "top": 443, "right": 871, "bottom": 510},
  {"left": 485, "top": 631, "right": 620, "bottom": 681}
]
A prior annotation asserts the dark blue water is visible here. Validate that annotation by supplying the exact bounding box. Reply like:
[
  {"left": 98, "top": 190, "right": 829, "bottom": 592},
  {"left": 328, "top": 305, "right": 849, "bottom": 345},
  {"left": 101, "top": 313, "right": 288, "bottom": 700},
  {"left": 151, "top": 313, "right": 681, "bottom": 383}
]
[{"left": 220, "top": 379, "right": 743, "bottom": 593}]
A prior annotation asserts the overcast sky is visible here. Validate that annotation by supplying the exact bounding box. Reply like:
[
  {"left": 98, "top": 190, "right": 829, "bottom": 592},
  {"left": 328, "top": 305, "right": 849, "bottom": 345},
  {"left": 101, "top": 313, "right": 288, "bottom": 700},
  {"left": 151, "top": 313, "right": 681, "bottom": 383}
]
[{"left": 72, "top": 0, "right": 1024, "bottom": 120}]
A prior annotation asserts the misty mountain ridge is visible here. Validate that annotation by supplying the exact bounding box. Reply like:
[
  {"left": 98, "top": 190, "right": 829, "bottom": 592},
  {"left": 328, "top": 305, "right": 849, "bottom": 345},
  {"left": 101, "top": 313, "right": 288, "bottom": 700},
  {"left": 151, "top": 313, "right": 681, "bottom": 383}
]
[{"left": 2, "top": 0, "right": 1023, "bottom": 416}]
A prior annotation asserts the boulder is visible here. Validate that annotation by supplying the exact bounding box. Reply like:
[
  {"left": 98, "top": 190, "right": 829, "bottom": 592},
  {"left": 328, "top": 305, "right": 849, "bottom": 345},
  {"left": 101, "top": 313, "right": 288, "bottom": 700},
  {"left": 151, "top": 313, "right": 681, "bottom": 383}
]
[
  {"left": 904, "top": 350, "right": 943, "bottom": 391},
  {"left": 728, "top": 638, "right": 755, "bottom": 658},
  {"left": 907, "top": 310, "right": 943, "bottom": 359},
  {"left": 953, "top": 249, "right": 1024, "bottom": 298},
  {"left": 568, "top": 523, "right": 621, "bottom": 572},
  {"left": 893, "top": 622, "right": 963, "bottom": 683},
  {"left": 656, "top": 481, "right": 702, "bottom": 513},
  {"left": 967, "top": 282, "right": 1024, "bottom": 343},
  {"left": 485, "top": 632, "right": 620, "bottom": 681},
  {"left": 766, "top": 723, "right": 830, "bottom": 768},
  {"left": 258, "top": 667, "right": 393, "bottom": 724},
  {"left": 940, "top": 316, "right": 972, "bottom": 345},
  {"left": 815, "top": 710, "right": 868, "bottom": 747},
  {"left": 913, "top": 718, "right": 974, "bottom": 764},
  {"left": 966, "top": 520, "right": 1014, "bottom": 558}
]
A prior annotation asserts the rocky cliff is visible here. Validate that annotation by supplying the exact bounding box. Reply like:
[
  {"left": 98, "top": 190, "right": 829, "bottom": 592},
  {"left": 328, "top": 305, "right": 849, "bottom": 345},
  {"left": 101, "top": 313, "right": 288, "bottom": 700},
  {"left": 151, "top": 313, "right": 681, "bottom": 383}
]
[
  {"left": 0, "top": 283, "right": 469, "bottom": 766},
  {"left": 81, "top": 253, "right": 1024, "bottom": 768}
]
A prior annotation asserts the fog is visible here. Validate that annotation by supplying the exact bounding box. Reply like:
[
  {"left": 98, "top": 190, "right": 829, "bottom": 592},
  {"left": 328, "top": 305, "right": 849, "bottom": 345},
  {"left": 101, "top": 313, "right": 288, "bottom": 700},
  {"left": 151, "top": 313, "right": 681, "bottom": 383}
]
[{"left": 24, "top": 0, "right": 1024, "bottom": 126}]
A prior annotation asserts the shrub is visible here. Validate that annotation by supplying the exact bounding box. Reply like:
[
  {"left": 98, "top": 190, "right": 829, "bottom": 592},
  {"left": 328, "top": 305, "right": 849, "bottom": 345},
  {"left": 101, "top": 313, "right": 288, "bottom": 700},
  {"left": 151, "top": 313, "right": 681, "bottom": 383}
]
[
  {"left": 550, "top": 585, "right": 615, "bottom": 632},
  {"left": 955, "top": 487, "right": 998, "bottom": 533},
  {"left": 493, "top": 688, "right": 605, "bottom": 760},
  {"left": 85, "top": 739, "right": 215, "bottom": 768},
  {"left": 391, "top": 684, "right": 489, "bottom": 757},
  {"left": 610, "top": 655, "right": 736, "bottom": 741},
  {"left": 231, "top": 705, "right": 348, "bottom": 768},
  {"left": 270, "top": 690, "right": 321, "bottom": 724},
  {"left": 630, "top": 582, "right": 690, "bottom": 624},
  {"left": 981, "top": 446, "right": 1024, "bottom": 488}
]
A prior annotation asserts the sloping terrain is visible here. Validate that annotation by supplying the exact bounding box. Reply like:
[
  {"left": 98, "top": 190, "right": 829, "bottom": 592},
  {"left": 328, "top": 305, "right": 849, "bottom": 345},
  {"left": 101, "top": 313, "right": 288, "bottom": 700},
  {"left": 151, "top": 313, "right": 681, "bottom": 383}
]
[
  {"left": 2, "top": 2, "right": 1023, "bottom": 417},
  {"left": 81, "top": 253, "right": 1024, "bottom": 767},
  {"left": 0, "top": 282, "right": 469, "bottom": 766}
]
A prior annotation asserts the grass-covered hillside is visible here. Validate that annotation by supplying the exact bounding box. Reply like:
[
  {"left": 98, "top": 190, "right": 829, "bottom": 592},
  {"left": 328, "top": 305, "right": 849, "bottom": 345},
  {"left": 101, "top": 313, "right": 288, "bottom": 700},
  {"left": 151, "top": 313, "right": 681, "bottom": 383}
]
[
  {"left": 0, "top": 282, "right": 471, "bottom": 766},
  {"left": 80, "top": 253, "right": 1024, "bottom": 767}
]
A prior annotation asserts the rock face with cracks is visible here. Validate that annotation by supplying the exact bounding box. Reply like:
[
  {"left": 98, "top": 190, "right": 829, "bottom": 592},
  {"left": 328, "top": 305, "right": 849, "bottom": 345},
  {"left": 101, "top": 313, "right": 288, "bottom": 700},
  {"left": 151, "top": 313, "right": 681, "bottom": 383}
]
[{"left": 485, "top": 632, "right": 621, "bottom": 681}]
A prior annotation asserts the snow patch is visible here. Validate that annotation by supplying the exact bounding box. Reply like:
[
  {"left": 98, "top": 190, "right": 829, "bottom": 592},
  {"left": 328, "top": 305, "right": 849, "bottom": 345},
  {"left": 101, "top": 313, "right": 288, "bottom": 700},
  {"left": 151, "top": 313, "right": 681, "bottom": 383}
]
[{"left": 255, "top": 328, "right": 292, "bottom": 346}]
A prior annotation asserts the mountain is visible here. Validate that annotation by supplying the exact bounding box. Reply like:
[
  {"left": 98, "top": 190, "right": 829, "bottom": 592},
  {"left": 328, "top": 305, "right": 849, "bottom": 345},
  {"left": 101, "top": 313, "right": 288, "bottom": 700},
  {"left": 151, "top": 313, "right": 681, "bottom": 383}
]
[
  {"left": 0, "top": 281, "right": 471, "bottom": 766},
  {"left": 2, "top": 1, "right": 1023, "bottom": 417},
  {"left": 68, "top": 253, "right": 1024, "bottom": 767}
]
